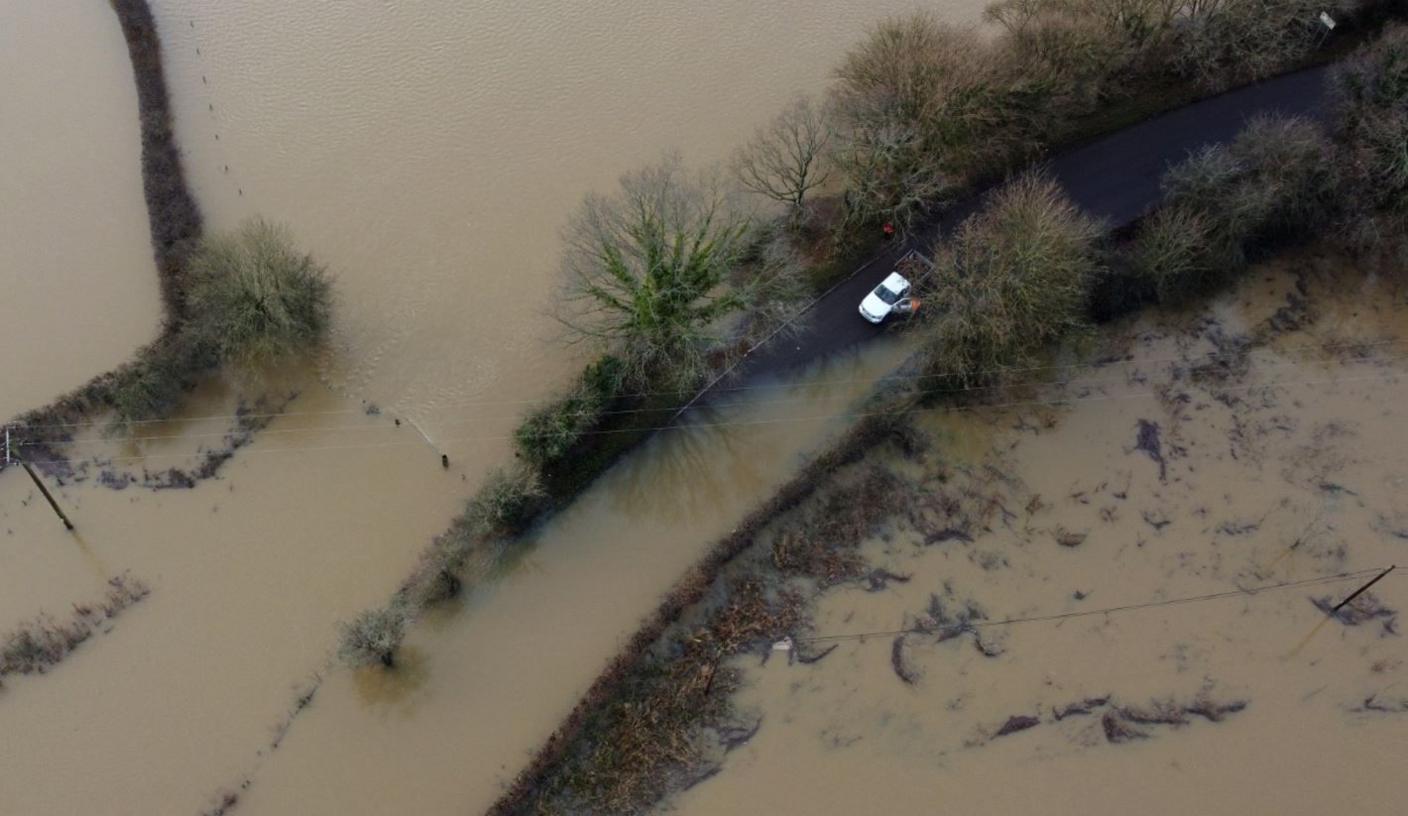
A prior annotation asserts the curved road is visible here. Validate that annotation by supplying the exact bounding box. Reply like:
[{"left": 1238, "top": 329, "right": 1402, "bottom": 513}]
[{"left": 710, "top": 65, "right": 1332, "bottom": 394}]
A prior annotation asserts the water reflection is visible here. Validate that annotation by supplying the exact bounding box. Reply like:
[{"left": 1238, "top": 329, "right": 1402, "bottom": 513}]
[
  {"left": 608, "top": 340, "right": 909, "bottom": 525},
  {"left": 353, "top": 645, "right": 429, "bottom": 714}
]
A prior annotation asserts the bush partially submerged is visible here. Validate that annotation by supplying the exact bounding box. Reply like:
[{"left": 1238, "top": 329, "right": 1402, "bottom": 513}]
[
  {"left": 0, "top": 575, "right": 150, "bottom": 681},
  {"left": 918, "top": 173, "right": 1103, "bottom": 385},
  {"left": 186, "top": 218, "right": 332, "bottom": 369},
  {"left": 514, "top": 356, "right": 624, "bottom": 470},
  {"left": 463, "top": 465, "right": 547, "bottom": 540},
  {"left": 337, "top": 604, "right": 408, "bottom": 669},
  {"left": 557, "top": 155, "right": 752, "bottom": 391}
]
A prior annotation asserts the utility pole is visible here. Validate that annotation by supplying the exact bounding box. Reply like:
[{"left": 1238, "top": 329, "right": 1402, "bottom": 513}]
[
  {"left": 1331, "top": 565, "right": 1395, "bottom": 616},
  {"left": 22, "top": 463, "right": 75, "bottom": 531},
  {"left": 5, "top": 427, "right": 76, "bottom": 531}
]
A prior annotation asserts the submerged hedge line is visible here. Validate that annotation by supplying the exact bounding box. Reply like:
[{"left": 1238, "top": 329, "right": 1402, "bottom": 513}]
[
  {"left": 1, "top": 0, "right": 205, "bottom": 469},
  {"left": 5, "top": 2, "right": 331, "bottom": 474}
]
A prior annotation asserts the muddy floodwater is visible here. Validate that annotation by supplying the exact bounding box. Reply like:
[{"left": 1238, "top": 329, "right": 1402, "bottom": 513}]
[
  {"left": 236, "top": 340, "right": 911, "bottom": 815},
  {"left": 151, "top": 0, "right": 987, "bottom": 440},
  {"left": 672, "top": 260, "right": 1408, "bottom": 815},
  {"left": 2, "top": 2, "right": 1003, "bottom": 813},
  {"left": 0, "top": 0, "right": 162, "bottom": 420}
]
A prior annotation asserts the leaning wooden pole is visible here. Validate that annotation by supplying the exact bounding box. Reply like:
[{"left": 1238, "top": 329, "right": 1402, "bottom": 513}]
[
  {"left": 21, "top": 463, "right": 75, "bottom": 531},
  {"left": 1331, "top": 565, "right": 1396, "bottom": 615}
]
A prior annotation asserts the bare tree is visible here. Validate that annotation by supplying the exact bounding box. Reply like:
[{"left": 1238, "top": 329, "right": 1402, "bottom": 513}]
[
  {"left": 732, "top": 95, "right": 832, "bottom": 222},
  {"left": 337, "top": 604, "right": 408, "bottom": 669},
  {"left": 918, "top": 173, "right": 1103, "bottom": 384},
  {"left": 557, "top": 154, "right": 751, "bottom": 390},
  {"left": 828, "top": 13, "right": 1028, "bottom": 232}
]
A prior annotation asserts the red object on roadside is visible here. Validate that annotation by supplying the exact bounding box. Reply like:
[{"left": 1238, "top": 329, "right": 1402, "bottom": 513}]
[{"left": 882, "top": 222, "right": 896, "bottom": 237}]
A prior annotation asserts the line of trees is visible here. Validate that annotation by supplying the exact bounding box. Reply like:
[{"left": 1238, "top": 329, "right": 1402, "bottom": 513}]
[
  {"left": 914, "top": 22, "right": 1408, "bottom": 393},
  {"left": 336, "top": 8, "right": 1407, "bottom": 671}
]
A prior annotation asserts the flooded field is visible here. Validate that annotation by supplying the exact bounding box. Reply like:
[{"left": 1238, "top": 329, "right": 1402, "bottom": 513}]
[
  {"left": 149, "top": 0, "right": 987, "bottom": 441},
  {"left": 1, "top": 2, "right": 998, "bottom": 812},
  {"left": 0, "top": 379, "right": 470, "bottom": 814},
  {"left": 0, "top": 0, "right": 162, "bottom": 420},
  {"left": 234, "top": 340, "right": 910, "bottom": 815},
  {"left": 671, "top": 259, "right": 1408, "bottom": 815}
]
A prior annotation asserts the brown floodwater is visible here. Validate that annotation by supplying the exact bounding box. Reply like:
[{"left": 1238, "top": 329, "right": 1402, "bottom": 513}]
[
  {"left": 149, "top": 0, "right": 987, "bottom": 441},
  {"left": 0, "top": 1, "right": 1021, "bottom": 813},
  {"left": 0, "top": 0, "right": 162, "bottom": 420},
  {"left": 671, "top": 261, "right": 1408, "bottom": 815},
  {"left": 233, "top": 339, "right": 912, "bottom": 815}
]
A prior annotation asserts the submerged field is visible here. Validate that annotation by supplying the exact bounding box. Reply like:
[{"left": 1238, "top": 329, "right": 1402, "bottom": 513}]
[
  {"left": 0, "top": 1, "right": 161, "bottom": 419},
  {"left": 5, "top": 2, "right": 1406, "bottom": 814},
  {"left": 665, "top": 256, "right": 1408, "bottom": 814}
]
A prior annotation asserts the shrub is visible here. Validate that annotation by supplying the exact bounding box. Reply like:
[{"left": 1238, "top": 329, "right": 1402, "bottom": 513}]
[
  {"left": 109, "top": 342, "right": 211, "bottom": 427},
  {"left": 1171, "top": 0, "right": 1335, "bottom": 90},
  {"left": 462, "top": 464, "right": 547, "bottom": 540},
  {"left": 185, "top": 218, "right": 332, "bottom": 369},
  {"left": 986, "top": 0, "right": 1157, "bottom": 101},
  {"left": 918, "top": 172, "right": 1103, "bottom": 386},
  {"left": 514, "top": 389, "right": 607, "bottom": 469},
  {"left": 1123, "top": 206, "right": 1221, "bottom": 303},
  {"left": 337, "top": 604, "right": 408, "bottom": 669},
  {"left": 1110, "top": 114, "right": 1341, "bottom": 308},
  {"left": 514, "top": 356, "right": 624, "bottom": 469},
  {"left": 1156, "top": 115, "right": 1338, "bottom": 277},
  {"left": 1335, "top": 25, "right": 1408, "bottom": 212}
]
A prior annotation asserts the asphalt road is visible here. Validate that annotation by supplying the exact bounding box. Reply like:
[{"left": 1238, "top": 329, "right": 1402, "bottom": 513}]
[{"left": 709, "top": 65, "right": 1333, "bottom": 396}]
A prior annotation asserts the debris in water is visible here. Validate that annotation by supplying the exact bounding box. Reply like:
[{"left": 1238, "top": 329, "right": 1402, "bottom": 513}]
[
  {"left": 1355, "top": 694, "right": 1408, "bottom": 714},
  {"left": 1141, "top": 509, "right": 1172, "bottom": 531},
  {"left": 993, "top": 714, "right": 1040, "bottom": 737},
  {"left": 891, "top": 635, "right": 919, "bottom": 685},
  {"left": 925, "top": 527, "right": 974, "bottom": 545},
  {"left": 1053, "top": 696, "right": 1110, "bottom": 721},
  {"left": 1101, "top": 710, "right": 1149, "bottom": 743},
  {"left": 864, "top": 568, "right": 912, "bottom": 592},
  {"left": 796, "top": 644, "right": 838, "bottom": 665},
  {"left": 1133, "top": 419, "right": 1168, "bottom": 481}
]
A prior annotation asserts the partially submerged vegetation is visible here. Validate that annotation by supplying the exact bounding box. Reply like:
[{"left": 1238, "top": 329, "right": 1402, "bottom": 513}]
[
  {"left": 4, "top": 1, "right": 330, "bottom": 475},
  {"left": 0, "top": 575, "right": 150, "bottom": 691},
  {"left": 916, "top": 173, "right": 1104, "bottom": 386},
  {"left": 489, "top": 21, "right": 1408, "bottom": 813},
  {"left": 487, "top": 403, "right": 925, "bottom": 815},
  {"left": 97, "top": 218, "right": 332, "bottom": 431},
  {"left": 335, "top": 5, "right": 1408, "bottom": 674}
]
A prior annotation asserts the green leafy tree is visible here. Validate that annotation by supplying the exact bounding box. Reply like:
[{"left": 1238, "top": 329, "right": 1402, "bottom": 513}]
[{"left": 557, "top": 155, "right": 751, "bottom": 390}]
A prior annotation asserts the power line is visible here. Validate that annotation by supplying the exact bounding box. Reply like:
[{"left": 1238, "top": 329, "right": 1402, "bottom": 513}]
[
  {"left": 7, "top": 335, "right": 1399, "bottom": 436},
  {"left": 797, "top": 568, "right": 1393, "bottom": 644},
  {"left": 12, "top": 362, "right": 1408, "bottom": 469},
  {"left": 11, "top": 337, "right": 1404, "bottom": 451}
]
